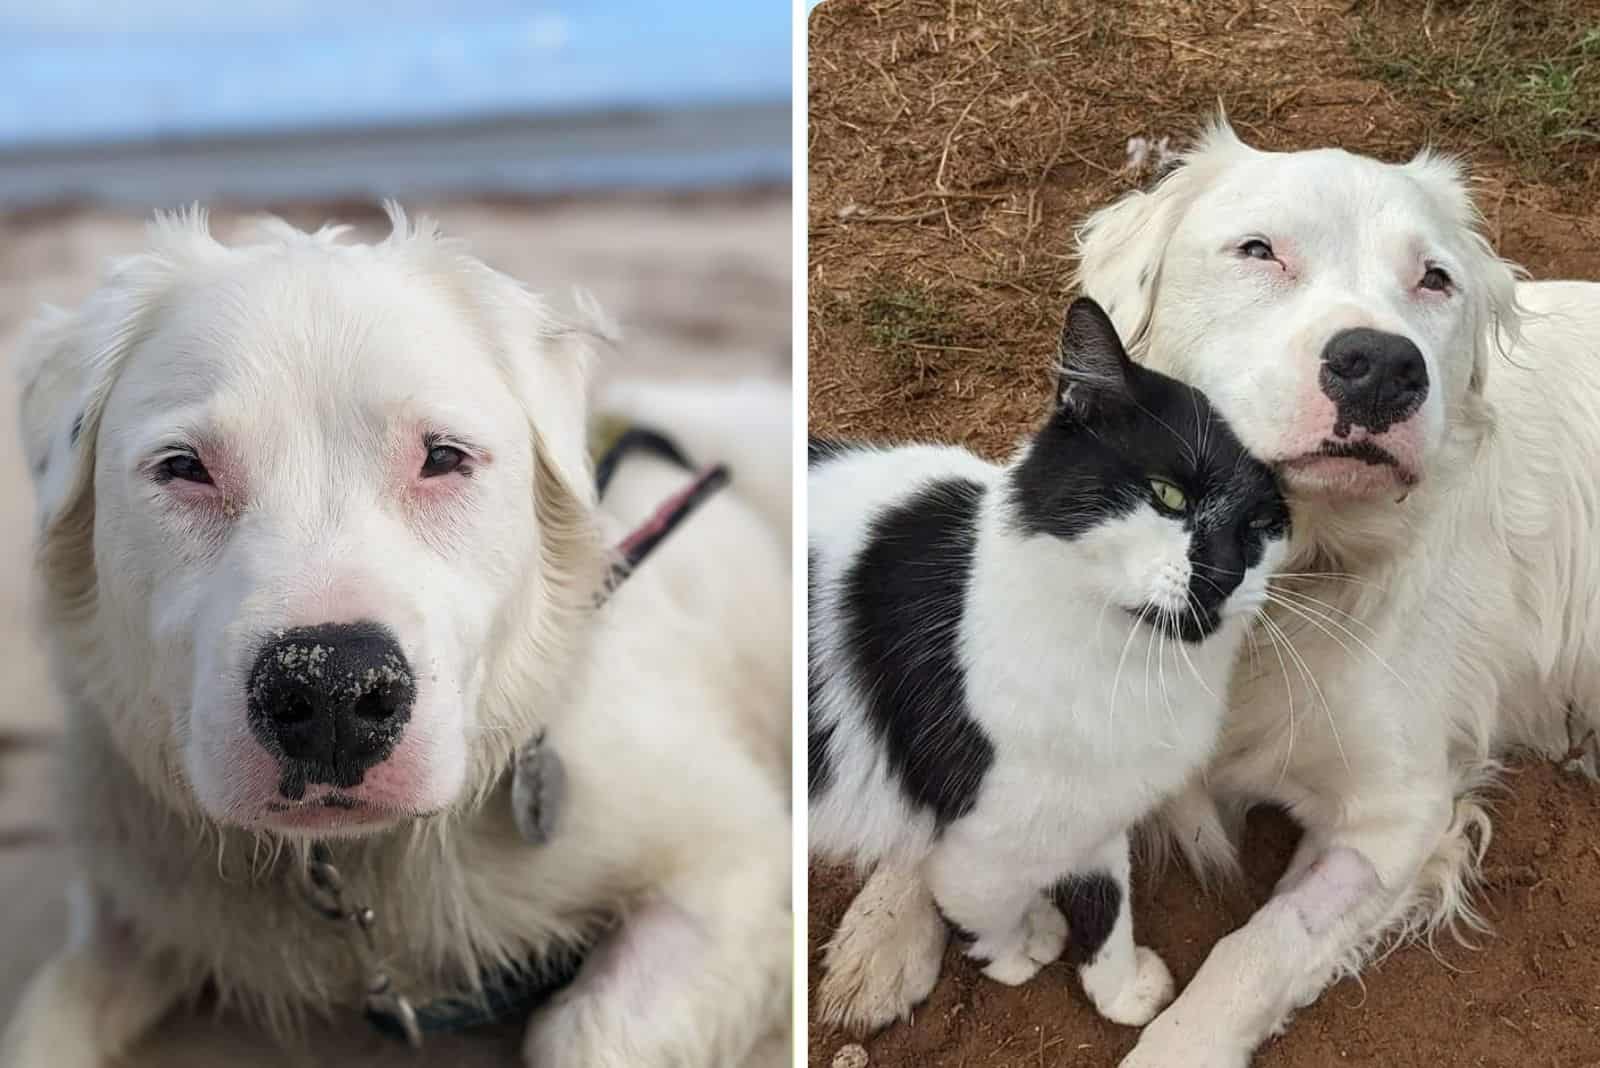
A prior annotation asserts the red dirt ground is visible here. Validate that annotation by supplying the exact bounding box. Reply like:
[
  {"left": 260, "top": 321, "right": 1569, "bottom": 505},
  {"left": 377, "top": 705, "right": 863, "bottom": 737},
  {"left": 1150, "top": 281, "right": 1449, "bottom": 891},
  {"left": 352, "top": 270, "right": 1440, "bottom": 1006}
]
[{"left": 806, "top": 1, "right": 1600, "bottom": 1065}]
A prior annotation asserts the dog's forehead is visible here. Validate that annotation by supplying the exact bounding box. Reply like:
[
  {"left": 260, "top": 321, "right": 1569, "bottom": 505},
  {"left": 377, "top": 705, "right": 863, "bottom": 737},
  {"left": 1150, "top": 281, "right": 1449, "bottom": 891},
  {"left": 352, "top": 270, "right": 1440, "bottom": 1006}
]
[
  {"left": 1194, "top": 149, "right": 1443, "bottom": 239},
  {"left": 117, "top": 251, "right": 521, "bottom": 438}
]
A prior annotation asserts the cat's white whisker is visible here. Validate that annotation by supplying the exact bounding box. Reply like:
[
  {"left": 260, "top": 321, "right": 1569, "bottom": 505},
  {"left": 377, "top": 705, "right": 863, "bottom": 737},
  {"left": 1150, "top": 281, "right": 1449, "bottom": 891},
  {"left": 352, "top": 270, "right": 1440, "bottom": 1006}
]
[
  {"left": 1254, "top": 611, "right": 1300, "bottom": 788},
  {"left": 1270, "top": 570, "right": 1388, "bottom": 592},
  {"left": 1154, "top": 612, "right": 1182, "bottom": 745},
  {"left": 1259, "top": 612, "right": 1348, "bottom": 773},
  {"left": 1267, "top": 584, "right": 1380, "bottom": 638},
  {"left": 1263, "top": 591, "right": 1414, "bottom": 702},
  {"left": 1176, "top": 592, "right": 1219, "bottom": 701},
  {"left": 1110, "top": 602, "right": 1149, "bottom": 734}
]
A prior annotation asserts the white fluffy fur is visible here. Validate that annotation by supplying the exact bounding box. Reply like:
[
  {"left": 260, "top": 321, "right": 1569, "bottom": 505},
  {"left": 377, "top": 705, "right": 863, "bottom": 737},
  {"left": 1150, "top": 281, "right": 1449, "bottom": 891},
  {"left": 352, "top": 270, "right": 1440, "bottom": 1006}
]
[
  {"left": 820, "top": 122, "right": 1600, "bottom": 1066},
  {"left": 1, "top": 207, "right": 792, "bottom": 1068}
]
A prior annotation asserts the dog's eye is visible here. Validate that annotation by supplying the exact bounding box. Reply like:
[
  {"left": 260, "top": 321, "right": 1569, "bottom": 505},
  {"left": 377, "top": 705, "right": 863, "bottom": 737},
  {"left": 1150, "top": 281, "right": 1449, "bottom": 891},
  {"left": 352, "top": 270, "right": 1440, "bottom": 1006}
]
[
  {"left": 157, "top": 453, "right": 212, "bottom": 485},
  {"left": 1248, "top": 510, "right": 1278, "bottom": 531},
  {"left": 421, "top": 444, "right": 468, "bottom": 478},
  {"left": 1149, "top": 477, "right": 1189, "bottom": 514},
  {"left": 1419, "top": 265, "right": 1453, "bottom": 293},
  {"left": 1238, "top": 238, "right": 1275, "bottom": 261}
]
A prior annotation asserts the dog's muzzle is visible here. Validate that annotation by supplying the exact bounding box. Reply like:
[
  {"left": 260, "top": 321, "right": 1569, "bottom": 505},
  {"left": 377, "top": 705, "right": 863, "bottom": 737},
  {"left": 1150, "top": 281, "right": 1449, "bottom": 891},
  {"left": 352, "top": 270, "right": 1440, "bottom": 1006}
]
[{"left": 247, "top": 621, "right": 416, "bottom": 798}]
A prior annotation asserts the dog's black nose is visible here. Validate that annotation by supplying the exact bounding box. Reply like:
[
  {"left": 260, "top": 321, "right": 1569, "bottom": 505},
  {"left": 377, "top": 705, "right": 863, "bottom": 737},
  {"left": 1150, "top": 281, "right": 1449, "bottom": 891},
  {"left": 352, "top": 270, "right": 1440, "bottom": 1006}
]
[
  {"left": 1318, "top": 328, "right": 1428, "bottom": 433},
  {"left": 247, "top": 622, "right": 415, "bottom": 797}
]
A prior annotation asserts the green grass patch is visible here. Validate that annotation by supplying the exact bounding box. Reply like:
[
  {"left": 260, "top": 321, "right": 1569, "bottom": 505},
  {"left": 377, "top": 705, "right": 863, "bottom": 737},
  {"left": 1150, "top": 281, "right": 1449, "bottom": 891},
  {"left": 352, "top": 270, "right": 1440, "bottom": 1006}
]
[
  {"left": 859, "top": 280, "right": 962, "bottom": 353},
  {"left": 1352, "top": 0, "right": 1599, "bottom": 179}
]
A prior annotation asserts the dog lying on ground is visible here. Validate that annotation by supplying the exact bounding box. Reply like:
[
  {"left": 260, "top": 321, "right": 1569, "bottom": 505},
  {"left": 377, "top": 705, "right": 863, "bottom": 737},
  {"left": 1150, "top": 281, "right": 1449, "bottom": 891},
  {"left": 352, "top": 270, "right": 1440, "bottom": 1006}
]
[
  {"left": 818, "top": 120, "right": 1600, "bottom": 1067},
  {"left": 2, "top": 206, "right": 792, "bottom": 1068}
]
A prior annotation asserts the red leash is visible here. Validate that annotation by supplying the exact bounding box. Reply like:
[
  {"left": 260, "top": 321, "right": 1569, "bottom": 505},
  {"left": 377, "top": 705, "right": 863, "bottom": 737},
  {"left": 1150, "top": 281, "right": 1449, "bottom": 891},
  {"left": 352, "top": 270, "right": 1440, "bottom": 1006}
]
[{"left": 600, "top": 463, "right": 731, "bottom": 603}]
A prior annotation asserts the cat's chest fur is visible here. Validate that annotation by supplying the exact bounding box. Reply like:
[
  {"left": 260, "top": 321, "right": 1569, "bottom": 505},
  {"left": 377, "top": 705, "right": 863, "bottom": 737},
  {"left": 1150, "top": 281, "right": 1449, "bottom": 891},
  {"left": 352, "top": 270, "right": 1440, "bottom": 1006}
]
[{"left": 953, "top": 496, "right": 1233, "bottom": 836}]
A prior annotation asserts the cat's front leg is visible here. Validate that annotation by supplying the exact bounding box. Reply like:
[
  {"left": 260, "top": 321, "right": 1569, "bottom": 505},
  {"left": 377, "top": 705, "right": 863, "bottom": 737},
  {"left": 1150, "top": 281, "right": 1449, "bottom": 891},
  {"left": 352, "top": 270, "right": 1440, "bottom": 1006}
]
[
  {"left": 924, "top": 841, "right": 1067, "bottom": 987},
  {"left": 1053, "top": 831, "right": 1174, "bottom": 1026}
]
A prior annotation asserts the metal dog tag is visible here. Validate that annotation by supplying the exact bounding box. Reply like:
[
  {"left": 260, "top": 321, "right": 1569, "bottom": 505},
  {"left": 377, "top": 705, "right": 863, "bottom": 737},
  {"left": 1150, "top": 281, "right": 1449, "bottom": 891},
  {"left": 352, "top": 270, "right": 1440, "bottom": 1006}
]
[{"left": 511, "top": 729, "right": 566, "bottom": 846}]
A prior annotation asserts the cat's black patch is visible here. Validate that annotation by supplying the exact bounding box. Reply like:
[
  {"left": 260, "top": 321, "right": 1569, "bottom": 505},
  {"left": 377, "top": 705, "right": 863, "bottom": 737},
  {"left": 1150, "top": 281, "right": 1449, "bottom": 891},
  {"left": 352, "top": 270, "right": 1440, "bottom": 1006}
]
[
  {"left": 935, "top": 901, "right": 986, "bottom": 963},
  {"left": 1009, "top": 298, "right": 1289, "bottom": 642},
  {"left": 842, "top": 478, "right": 995, "bottom": 828},
  {"left": 808, "top": 436, "right": 853, "bottom": 467},
  {"left": 808, "top": 716, "right": 836, "bottom": 795},
  {"left": 807, "top": 549, "right": 838, "bottom": 796},
  {"left": 1052, "top": 872, "right": 1121, "bottom": 965}
]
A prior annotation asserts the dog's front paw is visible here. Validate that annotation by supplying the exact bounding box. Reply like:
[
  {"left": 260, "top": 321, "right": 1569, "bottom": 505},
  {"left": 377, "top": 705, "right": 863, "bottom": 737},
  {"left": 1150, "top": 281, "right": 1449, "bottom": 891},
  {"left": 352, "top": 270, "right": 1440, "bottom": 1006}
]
[
  {"left": 976, "top": 895, "right": 1068, "bottom": 987},
  {"left": 1118, "top": 1008, "right": 1249, "bottom": 1068},
  {"left": 524, "top": 899, "right": 787, "bottom": 1068},
  {"left": 815, "top": 865, "right": 947, "bottom": 1033},
  {"left": 1561, "top": 703, "right": 1599, "bottom": 778}
]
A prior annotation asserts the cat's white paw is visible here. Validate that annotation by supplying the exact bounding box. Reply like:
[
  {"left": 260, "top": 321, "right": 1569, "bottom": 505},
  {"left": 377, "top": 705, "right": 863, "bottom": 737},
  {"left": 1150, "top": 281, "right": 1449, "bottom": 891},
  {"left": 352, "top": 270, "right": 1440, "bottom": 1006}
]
[
  {"left": 1092, "top": 946, "right": 1175, "bottom": 1026},
  {"left": 978, "top": 897, "right": 1067, "bottom": 986},
  {"left": 817, "top": 866, "right": 948, "bottom": 1033}
]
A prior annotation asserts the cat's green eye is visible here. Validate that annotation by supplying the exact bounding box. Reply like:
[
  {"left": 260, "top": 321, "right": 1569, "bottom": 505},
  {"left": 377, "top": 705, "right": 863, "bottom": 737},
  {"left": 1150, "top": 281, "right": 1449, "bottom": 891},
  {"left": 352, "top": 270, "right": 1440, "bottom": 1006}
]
[{"left": 1148, "top": 478, "right": 1189, "bottom": 513}]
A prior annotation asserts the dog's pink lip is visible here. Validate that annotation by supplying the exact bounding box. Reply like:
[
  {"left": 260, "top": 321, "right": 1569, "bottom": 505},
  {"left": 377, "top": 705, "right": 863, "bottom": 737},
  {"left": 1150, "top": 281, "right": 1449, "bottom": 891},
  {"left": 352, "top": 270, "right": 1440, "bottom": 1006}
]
[
  {"left": 258, "top": 794, "right": 403, "bottom": 834},
  {"left": 1279, "top": 452, "right": 1417, "bottom": 498}
]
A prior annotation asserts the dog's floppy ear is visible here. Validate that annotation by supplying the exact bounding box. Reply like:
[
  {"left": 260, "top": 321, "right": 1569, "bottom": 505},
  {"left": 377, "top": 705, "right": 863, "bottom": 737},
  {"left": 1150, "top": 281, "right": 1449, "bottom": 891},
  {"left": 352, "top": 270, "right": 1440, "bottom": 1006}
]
[
  {"left": 1072, "top": 116, "right": 1247, "bottom": 353},
  {"left": 521, "top": 291, "right": 615, "bottom": 520},
  {"left": 18, "top": 209, "right": 220, "bottom": 608},
  {"left": 1401, "top": 150, "right": 1523, "bottom": 399},
  {"left": 13, "top": 306, "right": 88, "bottom": 532}
]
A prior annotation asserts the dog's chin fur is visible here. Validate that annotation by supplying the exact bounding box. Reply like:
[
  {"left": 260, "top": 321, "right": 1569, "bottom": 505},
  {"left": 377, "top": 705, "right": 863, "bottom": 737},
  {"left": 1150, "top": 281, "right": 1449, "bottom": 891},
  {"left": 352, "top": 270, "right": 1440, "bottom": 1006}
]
[{"left": 8, "top": 209, "right": 793, "bottom": 1065}]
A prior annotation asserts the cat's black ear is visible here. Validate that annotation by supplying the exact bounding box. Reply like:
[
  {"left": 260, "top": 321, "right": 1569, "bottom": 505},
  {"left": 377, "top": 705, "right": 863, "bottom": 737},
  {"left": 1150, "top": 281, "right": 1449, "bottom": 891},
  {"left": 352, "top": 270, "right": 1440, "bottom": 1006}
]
[{"left": 1055, "top": 297, "right": 1135, "bottom": 417}]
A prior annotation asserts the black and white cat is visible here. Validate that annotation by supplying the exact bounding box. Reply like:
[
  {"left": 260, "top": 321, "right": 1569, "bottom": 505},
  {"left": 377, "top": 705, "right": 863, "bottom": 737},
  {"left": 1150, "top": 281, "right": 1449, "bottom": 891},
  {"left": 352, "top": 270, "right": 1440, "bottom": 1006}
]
[{"left": 807, "top": 297, "right": 1290, "bottom": 1026}]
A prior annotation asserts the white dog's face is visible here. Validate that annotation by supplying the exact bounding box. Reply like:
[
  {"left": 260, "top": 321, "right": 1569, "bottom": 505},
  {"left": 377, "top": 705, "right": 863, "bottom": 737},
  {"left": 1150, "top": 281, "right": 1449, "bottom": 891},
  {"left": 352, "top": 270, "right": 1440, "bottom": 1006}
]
[
  {"left": 26, "top": 211, "right": 598, "bottom": 837},
  {"left": 1078, "top": 125, "right": 1516, "bottom": 501}
]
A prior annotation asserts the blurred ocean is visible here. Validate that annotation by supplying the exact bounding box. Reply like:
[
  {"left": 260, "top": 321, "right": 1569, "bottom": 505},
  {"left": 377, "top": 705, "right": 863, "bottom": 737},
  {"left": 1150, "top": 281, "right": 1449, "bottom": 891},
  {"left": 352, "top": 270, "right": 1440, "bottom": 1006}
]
[{"left": 0, "top": 2, "right": 792, "bottom": 206}]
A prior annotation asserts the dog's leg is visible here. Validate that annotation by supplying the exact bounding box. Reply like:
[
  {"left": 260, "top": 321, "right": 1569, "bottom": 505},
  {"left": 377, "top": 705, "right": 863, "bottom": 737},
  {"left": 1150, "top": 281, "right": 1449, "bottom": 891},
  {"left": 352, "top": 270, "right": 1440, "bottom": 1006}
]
[
  {"left": 1119, "top": 790, "right": 1451, "bottom": 1068},
  {"left": 0, "top": 885, "right": 185, "bottom": 1068},
  {"left": 1562, "top": 701, "right": 1599, "bottom": 779},
  {"left": 814, "top": 858, "right": 947, "bottom": 1034},
  {"left": 523, "top": 841, "right": 791, "bottom": 1068}
]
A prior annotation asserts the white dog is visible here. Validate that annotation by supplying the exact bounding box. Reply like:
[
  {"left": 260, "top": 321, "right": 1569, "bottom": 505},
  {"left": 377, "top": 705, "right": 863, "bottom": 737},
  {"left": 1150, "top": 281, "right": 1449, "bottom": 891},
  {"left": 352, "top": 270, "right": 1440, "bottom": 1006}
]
[
  {"left": 2, "top": 206, "right": 792, "bottom": 1068},
  {"left": 818, "top": 121, "right": 1600, "bottom": 1066}
]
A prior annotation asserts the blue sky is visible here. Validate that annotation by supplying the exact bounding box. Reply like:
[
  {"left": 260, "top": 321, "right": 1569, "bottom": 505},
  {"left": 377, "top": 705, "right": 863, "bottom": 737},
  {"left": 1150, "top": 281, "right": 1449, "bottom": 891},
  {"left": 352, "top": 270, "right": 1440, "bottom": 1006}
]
[{"left": 0, "top": 2, "right": 792, "bottom": 148}]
